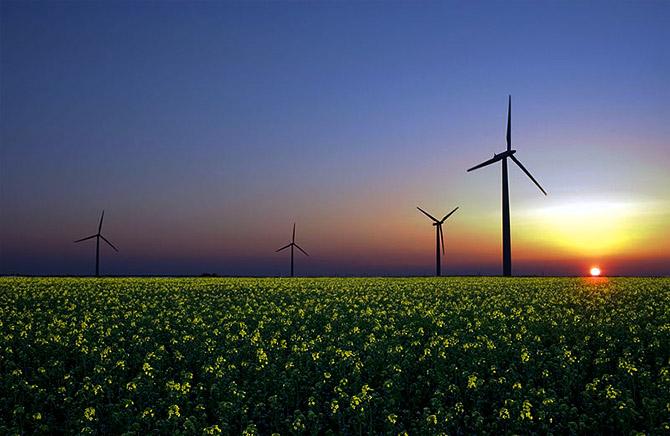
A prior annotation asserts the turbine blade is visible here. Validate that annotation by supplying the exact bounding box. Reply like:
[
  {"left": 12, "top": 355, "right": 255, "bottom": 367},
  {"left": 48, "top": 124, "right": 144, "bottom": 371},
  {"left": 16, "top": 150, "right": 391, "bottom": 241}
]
[
  {"left": 510, "top": 155, "right": 547, "bottom": 195},
  {"left": 98, "top": 210, "right": 105, "bottom": 233},
  {"left": 276, "top": 243, "right": 292, "bottom": 252},
  {"left": 292, "top": 223, "right": 296, "bottom": 243},
  {"left": 466, "top": 153, "right": 504, "bottom": 172},
  {"left": 507, "top": 95, "right": 511, "bottom": 151},
  {"left": 100, "top": 235, "right": 119, "bottom": 252},
  {"left": 74, "top": 234, "right": 97, "bottom": 243},
  {"left": 440, "top": 206, "right": 459, "bottom": 223},
  {"left": 294, "top": 244, "right": 309, "bottom": 256},
  {"left": 439, "top": 225, "right": 445, "bottom": 255},
  {"left": 416, "top": 206, "right": 439, "bottom": 223}
]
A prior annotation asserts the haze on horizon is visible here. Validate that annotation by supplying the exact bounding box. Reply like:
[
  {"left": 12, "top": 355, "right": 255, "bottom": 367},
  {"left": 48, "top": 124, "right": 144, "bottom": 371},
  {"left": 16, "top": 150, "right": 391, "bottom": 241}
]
[{"left": 1, "top": 1, "right": 669, "bottom": 277}]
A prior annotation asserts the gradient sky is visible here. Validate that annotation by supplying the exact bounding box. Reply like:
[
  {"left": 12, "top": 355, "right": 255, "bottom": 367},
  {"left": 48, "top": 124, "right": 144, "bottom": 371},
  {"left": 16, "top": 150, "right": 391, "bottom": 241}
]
[{"left": 1, "top": 1, "right": 669, "bottom": 276}]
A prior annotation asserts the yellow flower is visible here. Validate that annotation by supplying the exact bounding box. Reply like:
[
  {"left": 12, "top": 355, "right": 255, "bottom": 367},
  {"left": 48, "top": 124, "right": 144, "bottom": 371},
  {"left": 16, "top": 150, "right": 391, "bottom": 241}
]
[
  {"left": 203, "top": 423, "right": 222, "bottom": 433},
  {"left": 168, "top": 404, "right": 180, "bottom": 418},
  {"left": 520, "top": 400, "right": 533, "bottom": 420}
]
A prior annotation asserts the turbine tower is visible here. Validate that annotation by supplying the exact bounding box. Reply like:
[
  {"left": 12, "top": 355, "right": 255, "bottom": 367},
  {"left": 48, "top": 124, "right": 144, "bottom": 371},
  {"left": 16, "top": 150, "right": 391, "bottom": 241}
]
[
  {"left": 275, "top": 223, "right": 309, "bottom": 277},
  {"left": 467, "top": 95, "right": 546, "bottom": 276},
  {"left": 74, "top": 210, "right": 119, "bottom": 277},
  {"left": 417, "top": 206, "right": 459, "bottom": 276}
]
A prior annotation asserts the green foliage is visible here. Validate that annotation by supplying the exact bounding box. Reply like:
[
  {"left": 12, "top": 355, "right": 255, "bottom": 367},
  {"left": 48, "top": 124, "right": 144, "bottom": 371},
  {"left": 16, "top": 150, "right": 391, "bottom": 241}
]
[{"left": 1, "top": 277, "right": 669, "bottom": 434}]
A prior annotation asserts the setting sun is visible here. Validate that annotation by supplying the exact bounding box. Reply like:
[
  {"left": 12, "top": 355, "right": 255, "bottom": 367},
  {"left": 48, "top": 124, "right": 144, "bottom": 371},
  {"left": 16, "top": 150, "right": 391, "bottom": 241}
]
[{"left": 590, "top": 266, "right": 601, "bottom": 277}]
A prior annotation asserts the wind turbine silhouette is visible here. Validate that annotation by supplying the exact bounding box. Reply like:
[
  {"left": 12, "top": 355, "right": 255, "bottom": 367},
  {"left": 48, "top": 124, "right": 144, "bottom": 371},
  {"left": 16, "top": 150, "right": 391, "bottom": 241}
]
[
  {"left": 275, "top": 223, "right": 308, "bottom": 277},
  {"left": 74, "top": 210, "right": 118, "bottom": 277},
  {"left": 417, "top": 206, "right": 459, "bottom": 276},
  {"left": 467, "top": 95, "right": 546, "bottom": 276}
]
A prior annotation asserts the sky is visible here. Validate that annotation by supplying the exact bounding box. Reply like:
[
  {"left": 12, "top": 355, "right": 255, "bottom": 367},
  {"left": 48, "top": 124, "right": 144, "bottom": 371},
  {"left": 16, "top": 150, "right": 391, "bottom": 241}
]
[{"left": 1, "top": 0, "right": 669, "bottom": 276}]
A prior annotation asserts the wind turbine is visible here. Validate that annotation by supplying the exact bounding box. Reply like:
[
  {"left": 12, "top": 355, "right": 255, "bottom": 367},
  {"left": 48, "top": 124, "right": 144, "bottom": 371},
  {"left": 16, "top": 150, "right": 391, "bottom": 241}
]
[
  {"left": 417, "top": 206, "right": 459, "bottom": 276},
  {"left": 467, "top": 95, "right": 546, "bottom": 276},
  {"left": 74, "top": 210, "right": 119, "bottom": 277},
  {"left": 275, "top": 223, "right": 308, "bottom": 277}
]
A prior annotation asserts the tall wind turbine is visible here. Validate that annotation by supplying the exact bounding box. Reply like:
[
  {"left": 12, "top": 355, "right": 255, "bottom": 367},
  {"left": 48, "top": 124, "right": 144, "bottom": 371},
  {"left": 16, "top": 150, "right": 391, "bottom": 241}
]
[
  {"left": 74, "top": 210, "right": 119, "bottom": 277},
  {"left": 417, "top": 206, "right": 459, "bottom": 276},
  {"left": 467, "top": 95, "right": 546, "bottom": 276},
  {"left": 275, "top": 223, "right": 309, "bottom": 277}
]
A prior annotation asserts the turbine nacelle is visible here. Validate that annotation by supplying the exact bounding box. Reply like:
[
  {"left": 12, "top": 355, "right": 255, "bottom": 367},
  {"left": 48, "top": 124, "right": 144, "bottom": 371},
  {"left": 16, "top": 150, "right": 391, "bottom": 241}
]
[{"left": 496, "top": 149, "right": 516, "bottom": 158}]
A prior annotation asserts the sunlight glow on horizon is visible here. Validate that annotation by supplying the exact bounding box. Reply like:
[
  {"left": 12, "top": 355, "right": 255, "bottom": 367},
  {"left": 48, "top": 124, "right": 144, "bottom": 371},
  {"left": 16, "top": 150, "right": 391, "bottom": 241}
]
[{"left": 519, "top": 198, "right": 663, "bottom": 258}]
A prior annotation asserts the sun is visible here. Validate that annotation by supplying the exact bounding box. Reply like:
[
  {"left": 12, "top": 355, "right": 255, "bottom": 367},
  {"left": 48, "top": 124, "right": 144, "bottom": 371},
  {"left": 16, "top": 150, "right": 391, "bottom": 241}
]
[{"left": 590, "top": 266, "right": 601, "bottom": 277}]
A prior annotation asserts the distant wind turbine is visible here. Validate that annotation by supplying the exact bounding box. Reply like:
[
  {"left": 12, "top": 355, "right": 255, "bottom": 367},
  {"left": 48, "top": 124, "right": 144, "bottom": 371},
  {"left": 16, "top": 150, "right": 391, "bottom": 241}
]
[
  {"left": 74, "top": 210, "right": 118, "bottom": 277},
  {"left": 417, "top": 206, "right": 459, "bottom": 276},
  {"left": 467, "top": 95, "right": 547, "bottom": 276},
  {"left": 275, "top": 223, "right": 308, "bottom": 277}
]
